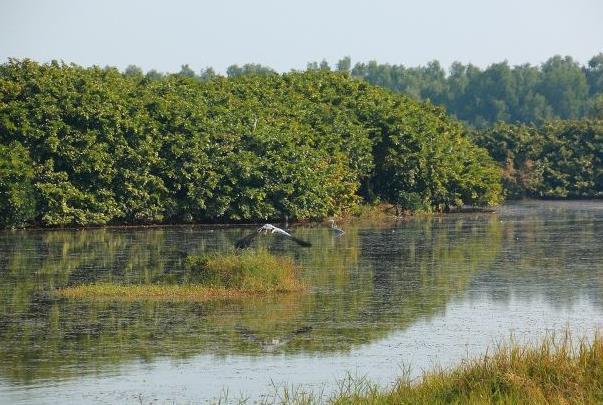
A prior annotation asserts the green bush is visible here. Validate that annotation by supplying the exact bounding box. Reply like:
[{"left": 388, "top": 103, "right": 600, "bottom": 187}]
[
  {"left": 474, "top": 120, "right": 603, "bottom": 198},
  {"left": 0, "top": 59, "right": 504, "bottom": 227},
  {"left": 394, "top": 191, "right": 424, "bottom": 213},
  {"left": 0, "top": 142, "right": 37, "bottom": 227}
]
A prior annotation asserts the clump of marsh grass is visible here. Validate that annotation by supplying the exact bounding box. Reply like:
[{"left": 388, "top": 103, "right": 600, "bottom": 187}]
[
  {"left": 57, "top": 249, "right": 305, "bottom": 301},
  {"left": 185, "top": 248, "right": 305, "bottom": 293}
]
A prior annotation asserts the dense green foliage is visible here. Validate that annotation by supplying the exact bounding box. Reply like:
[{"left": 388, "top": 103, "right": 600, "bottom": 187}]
[
  {"left": 0, "top": 141, "right": 36, "bottom": 226},
  {"left": 0, "top": 59, "right": 501, "bottom": 227},
  {"left": 473, "top": 120, "right": 603, "bottom": 198}
]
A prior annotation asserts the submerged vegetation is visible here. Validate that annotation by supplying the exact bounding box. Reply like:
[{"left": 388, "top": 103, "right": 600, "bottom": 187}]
[
  {"left": 270, "top": 332, "right": 603, "bottom": 404},
  {"left": 57, "top": 249, "right": 305, "bottom": 301},
  {"left": 0, "top": 59, "right": 502, "bottom": 227}
]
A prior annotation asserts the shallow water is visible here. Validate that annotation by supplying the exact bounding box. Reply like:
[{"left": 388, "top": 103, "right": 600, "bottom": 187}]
[{"left": 0, "top": 201, "right": 602, "bottom": 403}]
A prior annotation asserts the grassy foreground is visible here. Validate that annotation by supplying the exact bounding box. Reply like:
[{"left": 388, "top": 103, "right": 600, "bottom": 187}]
[
  {"left": 57, "top": 249, "right": 305, "bottom": 301},
  {"left": 269, "top": 333, "right": 603, "bottom": 404}
]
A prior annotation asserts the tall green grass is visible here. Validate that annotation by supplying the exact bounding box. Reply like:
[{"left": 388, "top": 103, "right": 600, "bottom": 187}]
[{"left": 185, "top": 249, "right": 305, "bottom": 293}]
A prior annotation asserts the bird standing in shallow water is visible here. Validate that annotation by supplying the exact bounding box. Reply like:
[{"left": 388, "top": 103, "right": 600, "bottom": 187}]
[{"left": 329, "top": 219, "right": 345, "bottom": 237}]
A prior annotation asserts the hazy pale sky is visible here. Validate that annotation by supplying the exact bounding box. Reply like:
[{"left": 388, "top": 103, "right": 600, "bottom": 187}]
[{"left": 1, "top": 0, "right": 602, "bottom": 74}]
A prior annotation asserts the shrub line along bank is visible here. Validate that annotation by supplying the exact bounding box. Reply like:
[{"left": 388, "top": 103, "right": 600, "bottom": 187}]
[
  {"left": 4, "top": 60, "right": 601, "bottom": 229},
  {"left": 0, "top": 59, "right": 502, "bottom": 228}
]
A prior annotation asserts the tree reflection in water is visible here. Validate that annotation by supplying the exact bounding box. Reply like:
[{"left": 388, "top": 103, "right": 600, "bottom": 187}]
[{"left": 0, "top": 201, "right": 601, "bottom": 384}]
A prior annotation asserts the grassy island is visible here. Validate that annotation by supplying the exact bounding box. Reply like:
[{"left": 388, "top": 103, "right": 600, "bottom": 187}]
[{"left": 57, "top": 249, "right": 305, "bottom": 301}]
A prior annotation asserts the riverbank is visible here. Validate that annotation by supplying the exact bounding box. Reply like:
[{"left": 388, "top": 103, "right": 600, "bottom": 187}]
[{"left": 274, "top": 332, "right": 603, "bottom": 404}]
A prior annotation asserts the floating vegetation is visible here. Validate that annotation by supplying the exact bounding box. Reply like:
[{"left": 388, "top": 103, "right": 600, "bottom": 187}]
[{"left": 57, "top": 249, "right": 305, "bottom": 301}]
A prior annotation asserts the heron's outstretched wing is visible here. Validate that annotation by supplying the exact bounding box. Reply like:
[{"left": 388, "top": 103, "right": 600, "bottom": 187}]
[
  {"left": 234, "top": 231, "right": 260, "bottom": 249},
  {"left": 235, "top": 224, "right": 312, "bottom": 248},
  {"left": 286, "top": 235, "right": 312, "bottom": 247},
  {"left": 269, "top": 225, "right": 312, "bottom": 247}
]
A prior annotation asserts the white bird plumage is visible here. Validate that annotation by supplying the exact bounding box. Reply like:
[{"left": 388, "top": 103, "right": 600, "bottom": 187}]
[
  {"left": 235, "top": 223, "right": 312, "bottom": 249},
  {"left": 329, "top": 219, "right": 345, "bottom": 237}
]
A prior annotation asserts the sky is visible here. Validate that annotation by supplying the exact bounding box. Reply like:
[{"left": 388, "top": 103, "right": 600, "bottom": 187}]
[{"left": 1, "top": 0, "right": 602, "bottom": 74}]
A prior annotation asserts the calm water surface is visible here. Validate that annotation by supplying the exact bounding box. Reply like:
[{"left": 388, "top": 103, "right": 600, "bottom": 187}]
[{"left": 0, "top": 201, "right": 602, "bottom": 403}]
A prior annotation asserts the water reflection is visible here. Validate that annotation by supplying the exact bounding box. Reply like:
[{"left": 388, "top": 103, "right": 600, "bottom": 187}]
[{"left": 0, "top": 201, "right": 602, "bottom": 389}]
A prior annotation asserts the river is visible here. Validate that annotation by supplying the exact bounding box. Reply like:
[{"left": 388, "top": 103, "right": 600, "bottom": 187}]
[{"left": 0, "top": 200, "right": 601, "bottom": 403}]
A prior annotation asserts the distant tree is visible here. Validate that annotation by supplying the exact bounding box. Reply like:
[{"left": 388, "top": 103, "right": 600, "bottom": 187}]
[
  {"left": 348, "top": 54, "right": 599, "bottom": 127},
  {"left": 586, "top": 54, "right": 603, "bottom": 118},
  {"left": 124, "top": 65, "right": 143, "bottom": 78},
  {"left": 336, "top": 56, "right": 351, "bottom": 73},
  {"left": 537, "top": 56, "right": 588, "bottom": 119},
  {"left": 306, "top": 60, "right": 332, "bottom": 71},
  {"left": 306, "top": 61, "right": 319, "bottom": 71},
  {"left": 591, "top": 95, "right": 603, "bottom": 119},
  {"left": 418, "top": 60, "right": 447, "bottom": 104},
  {"left": 586, "top": 53, "right": 603, "bottom": 95},
  {"left": 227, "top": 63, "right": 274, "bottom": 77},
  {"left": 199, "top": 67, "right": 218, "bottom": 81},
  {"left": 226, "top": 64, "right": 243, "bottom": 77},
  {"left": 145, "top": 69, "right": 164, "bottom": 81},
  {"left": 178, "top": 64, "right": 196, "bottom": 78}
]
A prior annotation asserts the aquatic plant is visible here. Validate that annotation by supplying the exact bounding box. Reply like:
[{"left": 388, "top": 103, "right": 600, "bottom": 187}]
[{"left": 184, "top": 249, "right": 305, "bottom": 292}]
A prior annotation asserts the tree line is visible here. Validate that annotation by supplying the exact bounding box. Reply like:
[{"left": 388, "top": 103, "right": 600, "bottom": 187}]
[
  {"left": 346, "top": 55, "right": 603, "bottom": 128},
  {"left": 0, "top": 59, "right": 502, "bottom": 227},
  {"left": 139, "top": 54, "right": 603, "bottom": 128}
]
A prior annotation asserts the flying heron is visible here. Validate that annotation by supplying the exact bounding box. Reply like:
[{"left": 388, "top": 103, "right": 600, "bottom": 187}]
[{"left": 234, "top": 223, "right": 312, "bottom": 249}]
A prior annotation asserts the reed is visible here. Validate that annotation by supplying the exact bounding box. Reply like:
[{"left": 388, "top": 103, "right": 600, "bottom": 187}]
[{"left": 185, "top": 248, "right": 305, "bottom": 293}]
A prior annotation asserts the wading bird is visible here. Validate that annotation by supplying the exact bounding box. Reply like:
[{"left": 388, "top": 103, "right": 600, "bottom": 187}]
[
  {"left": 234, "top": 224, "right": 312, "bottom": 249},
  {"left": 329, "top": 219, "right": 345, "bottom": 237}
]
